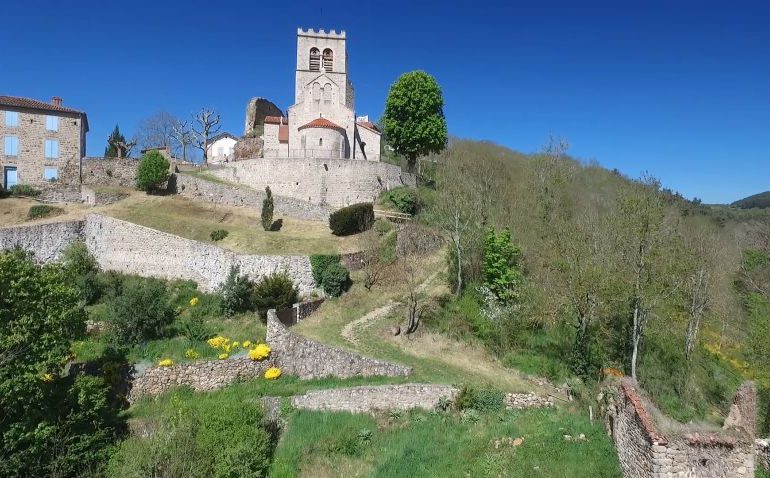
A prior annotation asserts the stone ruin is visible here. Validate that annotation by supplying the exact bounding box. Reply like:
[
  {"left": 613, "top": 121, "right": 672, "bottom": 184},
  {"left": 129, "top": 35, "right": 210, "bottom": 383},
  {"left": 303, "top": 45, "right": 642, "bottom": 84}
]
[
  {"left": 605, "top": 378, "right": 758, "bottom": 477},
  {"left": 243, "top": 97, "right": 282, "bottom": 136}
]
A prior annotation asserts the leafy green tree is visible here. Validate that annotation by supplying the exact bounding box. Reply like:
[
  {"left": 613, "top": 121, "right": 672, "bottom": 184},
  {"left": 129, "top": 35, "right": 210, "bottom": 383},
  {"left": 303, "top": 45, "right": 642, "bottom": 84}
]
[
  {"left": 383, "top": 70, "right": 448, "bottom": 171},
  {"left": 482, "top": 228, "right": 523, "bottom": 304},
  {"left": 0, "top": 249, "right": 122, "bottom": 477},
  {"left": 261, "top": 186, "right": 274, "bottom": 231},
  {"left": 135, "top": 150, "right": 170, "bottom": 192},
  {"left": 61, "top": 241, "right": 102, "bottom": 304},
  {"left": 107, "top": 277, "right": 175, "bottom": 344}
]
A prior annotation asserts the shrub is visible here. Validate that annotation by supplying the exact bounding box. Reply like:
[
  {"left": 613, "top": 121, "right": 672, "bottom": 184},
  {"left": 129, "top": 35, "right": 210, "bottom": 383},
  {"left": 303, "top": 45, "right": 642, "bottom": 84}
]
[
  {"left": 210, "top": 229, "right": 229, "bottom": 241},
  {"left": 135, "top": 150, "right": 170, "bottom": 192},
  {"left": 383, "top": 187, "right": 419, "bottom": 214},
  {"left": 261, "top": 186, "right": 274, "bottom": 231},
  {"left": 107, "top": 277, "right": 175, "bottom": 344},
  {"left": 62, "top": 241, "right": 102, "bottom": 304},
  {"left": 178, "top": 307, "right": 211, "bottom": 341},
  {"left": 10, "top": 184, "right": 41, "bottom": 197},
  {"left": 250, "top": 272, "right": 298, "bottom": 319},
  {"left": 27, "top": 204, "right": 63, "bottom": 219},
  {"left": 329, "top": 202, "right": 374, "bottom": 236},
  {"left": 310, "top": 254, "right": 341, "bottom": 284},
  {"left": 455, "top": 385, "right": 505, "bottom": 412},
  {"left": 218, "top": 266, "right": 253, "bottom": 317},
  {"left": 320, "top": 263, "right": 351, "bottom": 298}
]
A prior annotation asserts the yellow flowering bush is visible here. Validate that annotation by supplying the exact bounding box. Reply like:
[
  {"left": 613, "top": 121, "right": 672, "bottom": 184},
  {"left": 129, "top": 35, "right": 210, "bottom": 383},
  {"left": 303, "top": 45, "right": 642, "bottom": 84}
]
[
  {"left": 242, "top": 340, "right": 252, "bottom": 348},
  {"left": 218, "top": 353, "right": 229, "bottom": 360},
  {"left": 264, "top": 367, "right": 281, "bottom": 380},
  {"left": 41, "top": 373, "right": 55, "bottom": 383},
  {"left": 185, "top": 349, "right": 199, "bottom": 360},
  {"left": 249, "top": 344, "right": 271, "bottom": 361},
  {"left": 207, "top": 336, "right": 228, "bottom": 349},
  {"left": 189, "top": 297, "right": 199, "bottom": 307},
  {"left": 159, "top": 358, "right": 174, "bottom": 367}
]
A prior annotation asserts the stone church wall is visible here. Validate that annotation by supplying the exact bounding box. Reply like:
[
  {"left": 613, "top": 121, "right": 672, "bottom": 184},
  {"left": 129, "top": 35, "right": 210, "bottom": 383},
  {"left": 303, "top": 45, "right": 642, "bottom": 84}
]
[
  {"left": 209, "top": 158, "right": 416, "bottom": 208},
  {"left": 606, "top": 379, "right": 756, "bottom": 477}
]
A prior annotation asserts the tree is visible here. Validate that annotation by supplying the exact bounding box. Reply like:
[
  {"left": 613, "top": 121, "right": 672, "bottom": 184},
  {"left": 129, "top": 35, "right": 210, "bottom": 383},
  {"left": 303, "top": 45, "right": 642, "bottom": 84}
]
[
  {"left": 482, "top": 228, "right": 523, "bottom": 304},
  {"left": 104, "top": 124, "right": 136, "bottom": 159},
  {"left": 171, "top": 119, "right": 195, "bottom": 163},
  {"left": 399, "top": 231, "right": 428, "bottom": 334},
  {"left": 136, "top": 111, "right": 178, "bottom": 154},
  {"left": 135, "top": 150, "right": 170, "bottom": 193},
  {"left": 250, "top": 272, "right": 298, "bottom": 320},
  {"left": 193, "top": 108, "right": 221, "bottom": 166},
  {"left": 0, "top": 249, "right": 122, "bottom": 477},
  {"left": 383, "top": 71, "right": 448, "bottom": 172},
  {"left": 261, "top": 186, "right": 274, "bottom": 231}
]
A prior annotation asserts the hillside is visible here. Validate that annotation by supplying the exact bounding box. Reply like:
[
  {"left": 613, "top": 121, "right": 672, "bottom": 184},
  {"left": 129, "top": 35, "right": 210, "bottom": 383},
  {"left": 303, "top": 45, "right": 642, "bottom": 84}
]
[{"left": 733, "top": 190, "right": 770, "bottom": 209}]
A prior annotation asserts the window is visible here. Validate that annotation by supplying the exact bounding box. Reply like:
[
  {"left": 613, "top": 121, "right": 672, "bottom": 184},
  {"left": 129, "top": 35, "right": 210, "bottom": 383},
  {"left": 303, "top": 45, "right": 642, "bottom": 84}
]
[
  {"left": 46, "top": 115, "right": 58, "bottom": 131},
  {"left": 4, "top": 136, "right": 19, "bottom": 156},
  {"left": 319, "top": 138, "right": 323, "bottom": 146},
  {"left": 322, "top": 49, "right": 333, "bottom": 71},
  {"left": 44, "top": 167, "right": 59, "bottom": 181},
  {"left": 45, "top": 139, "right": 59, "bottom": 159},
  {"left": 312, "top": 82, "right": 321, "bottom": 104},
  {"left": 5, "top": 111, "right": 19, "bottom": 127},
  {"left": 323, "top": 83, "right": 332, "bottom": 104},
  {"left": 309, "top": 48, "right": 320, "bottom": 71}
]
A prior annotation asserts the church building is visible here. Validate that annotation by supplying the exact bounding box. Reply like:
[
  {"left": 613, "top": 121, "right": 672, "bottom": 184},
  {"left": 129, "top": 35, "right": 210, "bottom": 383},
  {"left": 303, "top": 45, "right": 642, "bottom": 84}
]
[{"left": 262, "top": 28, "right": 382, "bottom": 161}]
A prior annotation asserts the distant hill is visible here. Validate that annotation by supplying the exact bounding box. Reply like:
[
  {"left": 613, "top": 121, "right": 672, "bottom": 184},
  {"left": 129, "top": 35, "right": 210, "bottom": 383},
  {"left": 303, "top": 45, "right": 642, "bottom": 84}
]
[{"left": 732, "top": 190, "right": 770, "bottom": 209}]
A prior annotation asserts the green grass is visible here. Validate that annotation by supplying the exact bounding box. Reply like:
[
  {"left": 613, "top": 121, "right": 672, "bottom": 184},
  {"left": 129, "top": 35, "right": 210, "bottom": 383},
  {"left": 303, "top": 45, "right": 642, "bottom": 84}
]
[
  {"left": 271, "top": 407, "right": 622, "bottom": 477},
  {"left": 27, "top": 204, "right": 63, "bottom": 219}
]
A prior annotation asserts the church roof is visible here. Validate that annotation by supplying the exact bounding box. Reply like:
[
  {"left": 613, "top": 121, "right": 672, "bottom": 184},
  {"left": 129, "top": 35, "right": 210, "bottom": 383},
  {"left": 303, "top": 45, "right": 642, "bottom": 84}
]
[
  {"left": 356, "top": 120, "right": 381, "bottom": 134},
  {"left": 264, "top": 116, "right": 288, "bottom": 125},
  {"left": 298, "top": 117, "right": 345, "bottom": 132}
]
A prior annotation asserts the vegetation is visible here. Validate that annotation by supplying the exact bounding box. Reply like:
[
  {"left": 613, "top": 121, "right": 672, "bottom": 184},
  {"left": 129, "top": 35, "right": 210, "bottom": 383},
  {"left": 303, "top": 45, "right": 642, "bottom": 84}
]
[
  {"left": 104, "top": 124, "right": 133, "bottom": 158},
  {"left": 251, "top": 272, "right": 299, "bottom": 319},
  {"left": 218, "top": 266, "right": 254, "bottom": 317},
  {"left": 383, "top": 70, "right": 448, "bottom": 171},
  {"left": 320, "top": 262, "right": 351, "bottom": 298},
  {"left": 381, "top": 187, "right": 420, "bottom": 215},
  {"left": 209, "top": 229, "right": 229, "bottom": 241},
  {"left": 329, "top": 202, "right": 374, "bottom": 236},
  {"left": 27, "top": 204, "right": 63, "bottom": 219},
  {"left": 261, "top": 186, "right": 275, "bottom": 231},
  {"left": 135, "top": 150, "right": 170, "bottom": 192},
  {"left": 310, "top": 254, "right": 341, "bottom": 284},
  {"left": 106, "top": 277, "right": 175, "bottom": 344},
  {"left": 732, "top": 190, "right": 770, "bottom": 209},
  {"left": 9, "top": 184, "right": 41, "bottom": 197}
]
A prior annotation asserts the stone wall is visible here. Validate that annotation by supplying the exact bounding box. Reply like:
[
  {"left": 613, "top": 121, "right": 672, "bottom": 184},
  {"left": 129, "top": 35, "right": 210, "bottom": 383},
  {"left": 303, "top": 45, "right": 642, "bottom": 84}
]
[
  {"left": 175, "top": 173, "right": 332, "bottom": 220},
  {"left": 266, "top": 310, "right": 411, "bottom": 379},
  {"left": 606, "top": 379, "right": 756, "bottom": 477},
  {"left": 292, "top": 384, "right": 458, "bottom": 413},
  {"left": 758, "top": 439, "right": 770, "bottom": 470},
  {"left": 275, "top": 298, "right": 325, "bottom": 326},
  {"left": 83, "top": 214, "right": 315, "bottom": 294},
  {"left": 128, "top": 356, "right": 275, "bottom": 403},
  {"left": 79, "top": 157, "right": 139, "bottom": 188},
  {"left": 0, "top": 220, "right": 83, "bottom": 262},
  {"left": 209, "top": 158, "right": 416, "bottom": 208}
]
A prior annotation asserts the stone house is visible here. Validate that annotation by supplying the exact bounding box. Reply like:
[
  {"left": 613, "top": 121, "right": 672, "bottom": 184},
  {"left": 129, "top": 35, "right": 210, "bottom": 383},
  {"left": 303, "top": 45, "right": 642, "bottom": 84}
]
[
  {"left": 1, "top": 96, "right": 88, "bottom": 190},
  {"left": 206, "top": 132, "right": 239, "bottom": 164},
  {"left": 262, "top": 28, "right": 382, "bottom": 161}
]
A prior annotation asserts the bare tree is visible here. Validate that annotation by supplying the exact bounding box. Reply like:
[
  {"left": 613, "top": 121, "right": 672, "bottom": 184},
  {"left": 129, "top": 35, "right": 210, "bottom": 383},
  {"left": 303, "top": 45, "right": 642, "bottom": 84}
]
[
  {"left": 108, "top": 136, "right": 137, "bottom": 159},
  {"left": 681, "top": 228, "right": 721, "bottom": 361},
  {"left": 171, "top": 119, "right": 195, "bottom": 163},
  {"left": 193, "top": 108, "right": 221, "bottom": 166},
  {"left": 400, "top": 232, "right": 428, "bottom": 334},
  {"left": 136, "top": 111, "right": 178, "bottom": 154},
  {"left": 358, "top": 227, "right": 393, "bottom": 291}
]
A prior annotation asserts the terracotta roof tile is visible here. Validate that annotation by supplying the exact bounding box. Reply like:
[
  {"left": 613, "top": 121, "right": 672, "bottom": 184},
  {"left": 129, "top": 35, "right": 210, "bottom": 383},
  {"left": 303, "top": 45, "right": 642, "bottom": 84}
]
[
  {"left": 298, "top": 117, "right": 345, "bottom": 131},
  {"left": 264, "top": 116, "right": 288, "bottom": 125},
  {"left": 356, "top": 120, "right": 381, "bottom": 134},
  {"left": 0, "top": 95, "right": 85, "bottom": 115}
]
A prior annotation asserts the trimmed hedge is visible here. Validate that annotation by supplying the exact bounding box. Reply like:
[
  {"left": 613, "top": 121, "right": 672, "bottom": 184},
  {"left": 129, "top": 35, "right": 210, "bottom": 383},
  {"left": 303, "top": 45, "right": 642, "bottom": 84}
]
[
  {"left": 329, "top": 202, "right": 374, "bottom": 236},
  {"left": 320, "top": 263, "right": 351, "bottom": 298},
  {"left": 310, "top": 254, "right": 341, "bottom": 284}
]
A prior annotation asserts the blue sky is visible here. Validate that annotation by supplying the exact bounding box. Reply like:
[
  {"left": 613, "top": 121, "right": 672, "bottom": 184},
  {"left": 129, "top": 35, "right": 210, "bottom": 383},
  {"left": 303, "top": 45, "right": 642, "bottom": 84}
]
[{"left": 2, "top": 0, "right": 768, "bottom": 203}]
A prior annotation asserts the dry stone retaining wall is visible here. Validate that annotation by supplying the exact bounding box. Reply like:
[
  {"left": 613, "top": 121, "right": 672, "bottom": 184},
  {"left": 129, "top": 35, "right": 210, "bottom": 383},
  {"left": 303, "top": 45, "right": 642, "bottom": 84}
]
[
  {"left": 79, "top": 157, "right": 139, "bottom": 188},
  {"left": 606, "top": 379, "right": 756, "bottom": 477},
  {"left": 266, "top": 310, "right": 411, "bottom": 379},
  {"left": 209, "top": 158, "right": 416, "bottom": 208},
  {"left": 505, "top": 392, "right": 555, "bottom": 410},
  {"left": 175, "top": 173, "right": 332, "bottom": 220},
  {"left": 292, "top": 384, "right": 459, "bottom": 413},
  {"left": 758, "top": 439, "right": 770, "bottom": 470},
  {"left": 0, "top": 220, "right": 83, "bottom": 262}
]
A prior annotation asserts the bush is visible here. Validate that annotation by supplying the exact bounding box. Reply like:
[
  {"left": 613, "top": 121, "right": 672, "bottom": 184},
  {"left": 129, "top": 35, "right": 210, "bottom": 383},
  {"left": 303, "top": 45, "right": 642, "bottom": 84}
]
[
  {"left": 62, "top": 242, "right": 102, "bottom": 304},
  {"left": 320, "top": 263, "right": 351, "bottom": 298},
  {"left": 261, "top": 186, "right": 274, "bottom": 231},
  {"left": 310, "top": 254, "right": 341, "bottom": 284},
  {"left": 27, "top": 204, "right": 63, "bottom": 219},
  {"left": 178, "top": 307, "right": 212, "bottom": 341},
  {"left": 329, "top": 203, "right": 374, "bottom": 236},
  {"left": 251, "top": 272, "right": 298, "bottom": 319},
  {"left": 455, "top": 385, "right": 505, "bottom": 412},
  {"left": 135, "top": 150, "right": 170, "bottom": 192},
  {"left": 383, "top": 187, "right": 419, "bottom": 215},
  {"left": 107, "top": 277, "right": 175, "bottom": 344},
  {"left": 10, "top": 184, "right": 41, "bottom": 197},
  {"left": 218, "top": 266, "right": 253, "bottom": 317},
  {"left": 210, "top": 229, "right": 229, "bottom": 241}
]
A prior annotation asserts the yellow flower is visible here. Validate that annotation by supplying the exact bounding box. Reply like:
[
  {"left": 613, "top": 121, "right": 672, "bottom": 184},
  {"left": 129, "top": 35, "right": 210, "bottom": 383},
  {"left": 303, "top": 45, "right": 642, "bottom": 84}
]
[
  {"left": 159, "top": 358, "right": 174, "bottom": 367},
  {"left": 242, "top": 340, "right": 252, "bottom": 348},
  {"left": 264, "top": 367, "right": 281, "bottom": 380},
  {"left": 249, "top": 344, "right": 271, "bottom": 361},
  {"left": 185, "top": 349, "right": 199, "bottom": 360},
  {"left": 42, "top": 373, "right": 55, "bottom": 383},
  {"left": 207, "top": 336, "right": 228, "bottom": 349},
  {"left": 231, "top": 341, "right": 240, "bottom": 350},
  {"left": 190, "top": 297, "right": 199, "bottom": 307},
  {"left": 218, "top": 353, "right": 229, "bottom": 360}
]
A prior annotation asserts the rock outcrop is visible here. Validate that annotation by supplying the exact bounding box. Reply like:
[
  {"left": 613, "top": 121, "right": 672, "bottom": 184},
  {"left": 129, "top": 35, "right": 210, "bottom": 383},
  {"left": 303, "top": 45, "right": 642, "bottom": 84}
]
[{"left": 243, "top": 97, "right": 283, "bottom": 136}]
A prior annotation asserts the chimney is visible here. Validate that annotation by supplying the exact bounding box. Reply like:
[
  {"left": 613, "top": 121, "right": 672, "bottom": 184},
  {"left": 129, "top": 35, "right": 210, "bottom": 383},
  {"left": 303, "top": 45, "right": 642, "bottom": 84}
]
[{"left": 51, "top": 96, "right": 62, "bottom": 107}]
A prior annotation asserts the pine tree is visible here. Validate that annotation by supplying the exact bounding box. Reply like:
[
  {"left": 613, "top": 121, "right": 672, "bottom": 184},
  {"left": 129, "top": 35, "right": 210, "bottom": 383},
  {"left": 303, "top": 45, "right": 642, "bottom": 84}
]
[
  {"left": 104, "top": 125, "right": 128, "bottom": 158},
  {"left": 261, "top": 186, "right": 274, "bottom": 231}
]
